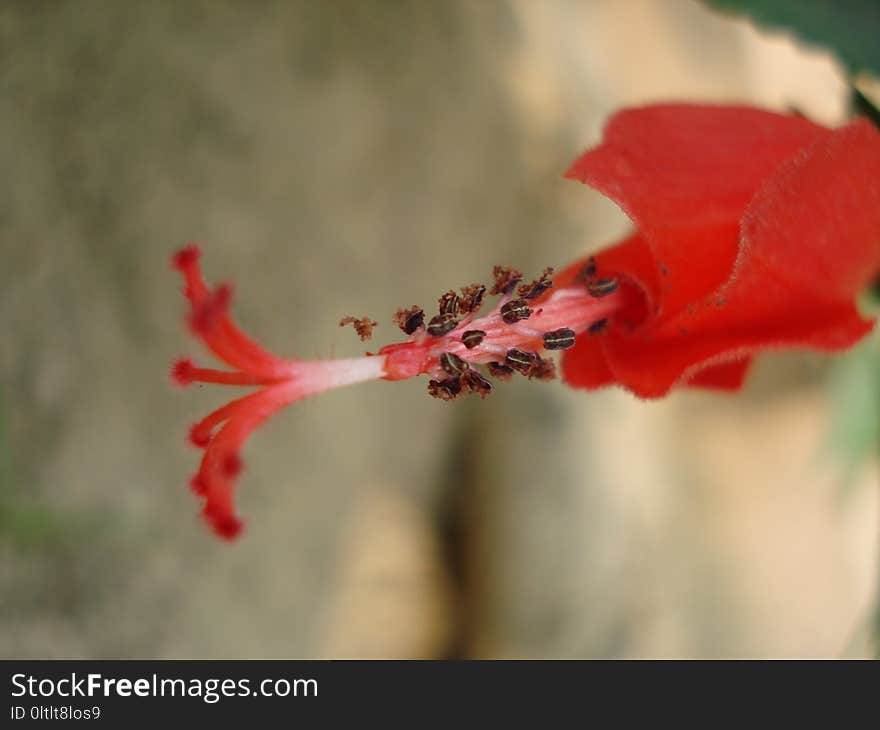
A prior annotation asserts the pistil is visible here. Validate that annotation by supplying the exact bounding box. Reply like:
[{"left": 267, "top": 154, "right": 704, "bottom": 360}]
[{"left": 172, "top": 245, "right": 632, "bottom": 538}]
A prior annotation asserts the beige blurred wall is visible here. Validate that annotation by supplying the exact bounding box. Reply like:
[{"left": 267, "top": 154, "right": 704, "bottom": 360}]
[{"left": 0, "top": 0, "right": 875, "bottom": 658}]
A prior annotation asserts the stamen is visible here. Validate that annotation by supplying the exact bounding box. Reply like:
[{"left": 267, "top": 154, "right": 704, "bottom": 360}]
[
  {"left": 461, "top": 330, "right": 486, "bottom": 349},
  {"left": 505, "top": 348, "right": 537, "bottom": 375},
  {"left": 499, "top": 348, "right": 556, "bottom": 380},
  {"left": 500, "top": 298, "right": 533, "bottom": 324},
  {"left": 529, "top": 355, "right": 556, "bottom": 381},
  {"left": 518, "top": 267, "right": 554, "bottom": 299},
  {"left": 575, "top": 256, "right": 597, "bottom": 283},
  {"left": 339, "top": 316, "right": 378, "bottom": 341},
  {"left": 428, "top": 377, "right": 462, "bottom": 401},
  {"left": 461, "top": 370, "right": 492, "bottom": 397},
  {"left": 459, "top": 284, "right": 486, "bottom": 313},
  {"left": 543, "top": 328, "right": 576, "bottom": 350},
  {"left": 394, "top": 306, "right": 425, "bottom": 335},
  {"left": 587, "top": 278, "right": 618, "bottom": 297},
  {"left": 438, "top": 291, "right": 460, "bottom": 317},
  {"left": 588, "top": 319, "right": 608, "bottom": 335},
  {"left": 439, "top": 352, "right": 469, "bottom": 376},
  {"left": 490, "top": 265, "right": 523, "bottom": 295},
  {"left": 486, "top": 362, "right": 514, "bottom": 380},
  {"left": 426, "top": 313, "right": 458, "bottom": 337}
]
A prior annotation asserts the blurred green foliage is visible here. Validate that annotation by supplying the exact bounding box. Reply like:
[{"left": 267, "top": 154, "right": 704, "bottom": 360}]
[
  {"left": 828, "top": 328, "right": 880, "bottom": 488},
  {"left": 828, "top": 88, "right": 880, "bottom": 485},
  {"left": 706, "top": 0, "right": 880, "bottom": 77},
  {"left": 0, "top": 385, "right": 94, "bottom": 551}
]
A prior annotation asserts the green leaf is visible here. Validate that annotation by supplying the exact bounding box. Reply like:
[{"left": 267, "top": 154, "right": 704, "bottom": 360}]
[{"left": 705, "top": 0, "right": 880, "bottom": 77}]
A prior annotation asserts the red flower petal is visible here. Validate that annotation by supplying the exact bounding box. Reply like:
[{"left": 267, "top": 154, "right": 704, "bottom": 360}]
[
  {"left": 559, "top": 328, "right": 615, "bottom": 390},
  {"left": 685, "top": 358, "right": 752, "bottom": 391},
  {"left": 563, "top": 107, "right": 880, "bottom": 398},
  {"left": 566, "top": 104, "right": 831, "bottom": 318}
]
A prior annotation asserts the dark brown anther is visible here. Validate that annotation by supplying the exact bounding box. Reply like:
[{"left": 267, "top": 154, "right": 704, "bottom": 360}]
[
  {"left": 543, "top": 327, "right": 576, "bottom": 350},
  {"left": 428, "top": 377, "right": 462, "bottom": 401},
  {"left": 529, "top": 355, "right": 556, "bottom": 381},
  {"left": 394, "top": 306, "right": 425, "bottom": 335},
  {"left": 439, "top": 351, "right": 469, "bottom": 376},
  {"left": 459, "top": 284, "right": 486, "bottom": 313},
  {"left": 461, "top": 330, "right": 486, "bottom": 349},
  {"left": 438, "top": 290, "right": 460, "bottom": 317},
  {"left": 518, "top": 267, "right": 554, "bottom": 299},
  {"left": 575, "top": 256, "right": 597, "bottom": 283},
  {"left": 504, "top": 348, "right": 537, "bottom": 375},
  {"left": 486, "top": 362, "right": 514, "bottom": 380},
  {"left": 461, "top": 370, "right": 493, "bottom": 398},
  {"left": 500, "top": 298, "right": 533, "bottom": 324},
  {"left": 490, "top": 265, "right": 523, "bottom": 295},
  {"left": 339, "top": 316, "right": 378, "bottom": 341},
  {"left": 588, "top": 319, "right": 608, "bottom": 335},
  {"left": 587, "top": 278, "right": 618, "bottom": 298},
  {"left": 426, "top": 313, "right": 457, "bottom": 337}
]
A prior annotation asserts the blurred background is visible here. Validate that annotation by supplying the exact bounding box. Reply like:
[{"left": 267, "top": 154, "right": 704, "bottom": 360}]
[{"left": 0, "top": 0, "right": 877, "bottom": 658}]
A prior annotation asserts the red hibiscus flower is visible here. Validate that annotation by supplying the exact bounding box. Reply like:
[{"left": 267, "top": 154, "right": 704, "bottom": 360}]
[{"left": 171, "top": 104, "right": 880, "bottom": 540}]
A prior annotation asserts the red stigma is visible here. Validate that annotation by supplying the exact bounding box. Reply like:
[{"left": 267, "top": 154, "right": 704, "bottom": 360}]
[
  {"left": 189, "top": 474, "right": 208, "bottom": 496},
  {"left": 172, "top": 243, "right": 201, "bottom": 271},
  {"left": 221, "top": 452, "right": 244, "bottom": 477},
  {"left": 187, "top": 423, "right": 212, "bottom": 448},
  {"left": 171, "top": 357, "right": 196, "bottom": 387},
  {"left": 190, "top": 284, "right": 233, "bottom": 335},
  {"left": 203, "top": 504, "right": 244, "bottom": 541}
]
